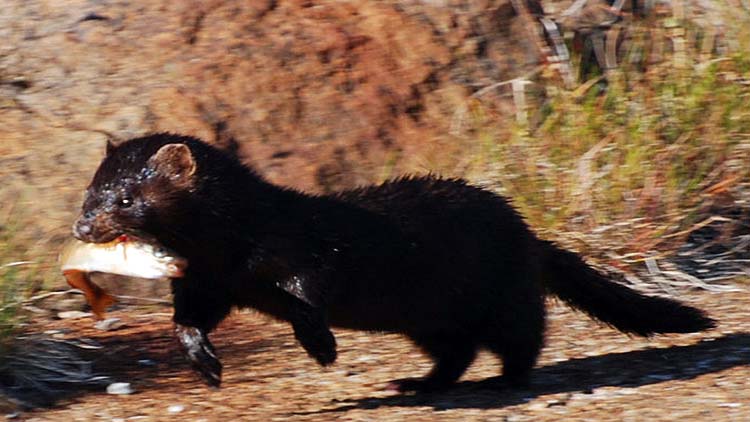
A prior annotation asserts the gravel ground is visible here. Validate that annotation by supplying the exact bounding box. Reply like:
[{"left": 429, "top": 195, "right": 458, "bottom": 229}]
[{"left": 14, "top": 288, "right": 750, "bottom": 421}]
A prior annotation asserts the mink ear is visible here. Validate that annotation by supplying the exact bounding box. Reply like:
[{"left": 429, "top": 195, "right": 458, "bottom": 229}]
[
  {"left": 147, "top": 143, "right": 197, "bottom": 187},
  {"left": 105, "top": 139, "right": 117, "bottom": 156}
]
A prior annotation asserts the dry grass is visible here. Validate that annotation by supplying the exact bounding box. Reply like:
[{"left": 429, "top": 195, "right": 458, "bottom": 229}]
[
  {"left": 0, "top": 201, "right": 70, "bottom": 349},
  {"left": 438, "top": 1, "right": 750, "bottom": 288}
]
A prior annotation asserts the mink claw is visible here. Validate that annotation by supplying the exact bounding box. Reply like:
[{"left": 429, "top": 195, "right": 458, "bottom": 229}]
[
  {"left": 175, "top": 324, "right": 223, "bottom": 387},
  {"left": 193, "top": 355, "right": 223, "bottom": 388}
]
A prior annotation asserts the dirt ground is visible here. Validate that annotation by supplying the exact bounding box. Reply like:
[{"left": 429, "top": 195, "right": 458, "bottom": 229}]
[{"left": 12, "top": 288, "right": 750, "bottom": 422}]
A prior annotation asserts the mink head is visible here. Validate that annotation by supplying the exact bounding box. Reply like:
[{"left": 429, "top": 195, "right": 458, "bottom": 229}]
[{"left": 73, "top": 134, "right": 201, "bottom": 244}]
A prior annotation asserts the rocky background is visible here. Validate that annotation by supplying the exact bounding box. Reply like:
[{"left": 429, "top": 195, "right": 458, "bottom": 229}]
[
  {"left": 1, "top": 0, "right": 551, "bottom": 210},
  {"left": 1, "top": 0, "right": 574, "bottom": 291},
  {"left": 2, "top": 0, "right": 739, "bottom": 228}
]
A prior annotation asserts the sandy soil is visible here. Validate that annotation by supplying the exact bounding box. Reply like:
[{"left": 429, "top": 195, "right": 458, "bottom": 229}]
[{"left": 15, "top": 288, "right": 750, "bottom": 421}]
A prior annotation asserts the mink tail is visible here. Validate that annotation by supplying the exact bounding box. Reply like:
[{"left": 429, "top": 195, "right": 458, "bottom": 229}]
[{"left": 540, "top": 241, "right": 716, "bottom": 336}]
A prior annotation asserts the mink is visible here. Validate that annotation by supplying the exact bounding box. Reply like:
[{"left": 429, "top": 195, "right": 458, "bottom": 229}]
[{"left": 72, "top": 133, "right": 715, "bottom": 391}]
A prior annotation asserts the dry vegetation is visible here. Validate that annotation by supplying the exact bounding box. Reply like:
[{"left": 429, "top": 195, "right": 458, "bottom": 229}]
[
  {"left": 0, "top": 209, "right": 33, "bottom": 343},
  {"left": 432, "top": 1, "right": 750, "bottom": 290}
]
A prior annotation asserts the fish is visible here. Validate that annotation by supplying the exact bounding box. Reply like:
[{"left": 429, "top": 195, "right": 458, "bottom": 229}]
[
  {"left": 60, "top": 271, "right": 115, "bottom": 320},
  {"left": 60, "top": 235, "right": 187, "bottom": 279},
  {"left": 59, "top": 235, "right": 187, "bottom": 319}
]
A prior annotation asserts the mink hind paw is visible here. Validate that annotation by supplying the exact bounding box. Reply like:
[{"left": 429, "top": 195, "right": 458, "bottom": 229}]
[{"left": 175, "top": 324, "right": 223, "bottom": 387}]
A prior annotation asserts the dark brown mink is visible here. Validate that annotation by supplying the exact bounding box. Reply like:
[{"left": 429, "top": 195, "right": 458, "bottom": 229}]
[{"left": 72, "top": 133, "right": 715, "bottom": 391}]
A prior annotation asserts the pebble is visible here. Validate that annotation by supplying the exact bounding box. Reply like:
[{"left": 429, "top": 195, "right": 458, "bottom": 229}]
[
  {"left": 527, "top": 401, "right": 548, "bottom": 411},
  {"left": 106, "top": 382, "right": 134, "bottom": 395},
  {"left": 57, "top": 311, "right": 92, "bottom": 319},
  {"left": 43, "top": 329, "right": 70, "bottom": 335},
  {"left": 167, "top": 405, "right": 184, "bottom": 414},
  {"left": 94, "top": 317, "right": 124, "bottom": 331}
]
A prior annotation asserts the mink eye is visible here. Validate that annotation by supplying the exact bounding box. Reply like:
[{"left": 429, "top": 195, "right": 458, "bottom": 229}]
[{"left": 118, "top": 195, "right": 133, "bottom": 208}]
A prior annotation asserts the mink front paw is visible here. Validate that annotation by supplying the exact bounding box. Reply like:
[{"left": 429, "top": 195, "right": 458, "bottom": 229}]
[
  {"left": 310, "top": 338, "right": 337, "bottom": 367},
  {"left": 300, "top": 328, "right": 337, "bottom": 366},
  {"left": 175, "top": 324, "right": 223, "bottom": 387},
  {"left": 290, "top": 313, "right": 337, "bottom": 366}
]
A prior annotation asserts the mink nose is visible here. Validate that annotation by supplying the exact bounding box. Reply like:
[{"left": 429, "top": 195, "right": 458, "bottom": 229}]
[{"left": 73, "top": 220, "right": 93, "bottom": 239}]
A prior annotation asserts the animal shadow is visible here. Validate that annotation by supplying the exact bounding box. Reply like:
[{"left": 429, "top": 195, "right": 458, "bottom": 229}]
[{"left": 310, "top": 332, "right": 750, "bottom": 413}]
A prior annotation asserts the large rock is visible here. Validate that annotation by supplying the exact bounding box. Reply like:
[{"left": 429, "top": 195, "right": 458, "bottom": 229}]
[
  {"left": 1, "top": 0, "right": 544, "bottom": 190},
  {"left": 0, "top": 0, "right": 546, "bottom": 287}
]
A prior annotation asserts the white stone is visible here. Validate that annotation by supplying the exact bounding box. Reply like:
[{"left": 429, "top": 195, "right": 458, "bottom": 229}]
[{"left": 106, "top": 382, "right": 134, "bottom": 395}]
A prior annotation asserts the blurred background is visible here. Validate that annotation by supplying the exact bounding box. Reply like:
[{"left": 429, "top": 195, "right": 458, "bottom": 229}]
[{"left": 0, "top": 0, "right": 749, "bottom": 416}]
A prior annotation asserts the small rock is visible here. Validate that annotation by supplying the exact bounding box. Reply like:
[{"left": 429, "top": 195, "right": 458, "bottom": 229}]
[
  {"left": 57, "top": 311, "right": 92, "bottom": 319},
  {"left": 137, "top": 359, "right": 156, "bottom": 367},
  {"left": 527, "top": 401, "right": 547, "bottom": 411},
  {"left": 167, "top": 404, "right": 184, "bottom": 413},
  {"left": 43, "top": 328, "right": 72, "bottom": 336},
  {"left": 106, "top": 382, "right": 134, "bottom": 395},
  {"left": 94, "top": 317, "right": 124, "bottom": 331}
]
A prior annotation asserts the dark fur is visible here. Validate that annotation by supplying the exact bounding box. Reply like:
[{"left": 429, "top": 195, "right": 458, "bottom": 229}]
[{"left": 73, "top": 133, "right": 715, "bottom": 391}]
